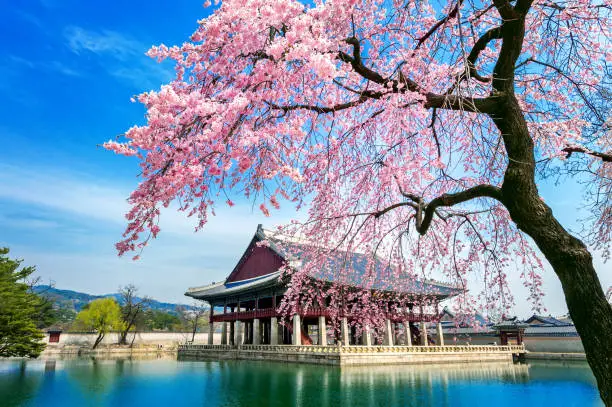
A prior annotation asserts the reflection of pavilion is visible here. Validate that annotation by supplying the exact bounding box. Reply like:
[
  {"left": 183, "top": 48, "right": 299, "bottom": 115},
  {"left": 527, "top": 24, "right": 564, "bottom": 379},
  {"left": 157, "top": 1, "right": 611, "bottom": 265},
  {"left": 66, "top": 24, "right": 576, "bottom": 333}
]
[
  {"left": 180, "top": 225, "right": 525, "bottom": 365},
  {"left": 200, "top": 360, "right": 532, "bottom": 407}
]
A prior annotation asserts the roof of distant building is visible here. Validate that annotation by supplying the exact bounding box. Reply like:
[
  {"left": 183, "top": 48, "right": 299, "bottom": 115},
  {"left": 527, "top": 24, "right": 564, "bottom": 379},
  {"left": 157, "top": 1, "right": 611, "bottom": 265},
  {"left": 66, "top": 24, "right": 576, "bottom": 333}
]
[{"left": 525, "top": 314, "right": 572, "bottom": 327}]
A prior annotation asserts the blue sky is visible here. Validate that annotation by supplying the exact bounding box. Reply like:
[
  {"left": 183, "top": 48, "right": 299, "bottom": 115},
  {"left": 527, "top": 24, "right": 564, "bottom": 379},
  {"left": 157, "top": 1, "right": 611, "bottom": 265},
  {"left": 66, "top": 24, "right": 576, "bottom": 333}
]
[{"left": 0, "top": 0, "right": 609, "bottom": 315}]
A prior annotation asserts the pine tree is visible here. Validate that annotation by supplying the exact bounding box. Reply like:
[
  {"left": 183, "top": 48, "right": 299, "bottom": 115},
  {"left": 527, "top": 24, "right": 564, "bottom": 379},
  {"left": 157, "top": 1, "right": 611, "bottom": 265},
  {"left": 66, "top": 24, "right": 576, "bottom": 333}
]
[{"left": 0, "top": 248, "right": 45, "bottom": 357}]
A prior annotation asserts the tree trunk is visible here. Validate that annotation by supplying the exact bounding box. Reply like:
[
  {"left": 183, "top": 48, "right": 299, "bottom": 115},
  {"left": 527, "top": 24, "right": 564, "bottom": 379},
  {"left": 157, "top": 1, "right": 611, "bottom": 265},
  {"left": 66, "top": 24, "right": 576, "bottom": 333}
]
[
  {"left": 119, "top": 330, "right": 128, "bottom": 345},
  {"left": 93, "top": 332, "right": 105, "bottom": 349},
  {"left": 192, "top": 316, "right": 199, "bottom": 342},
  {"left": 492, "top": 95, "right": 612, "bottom": 406}
]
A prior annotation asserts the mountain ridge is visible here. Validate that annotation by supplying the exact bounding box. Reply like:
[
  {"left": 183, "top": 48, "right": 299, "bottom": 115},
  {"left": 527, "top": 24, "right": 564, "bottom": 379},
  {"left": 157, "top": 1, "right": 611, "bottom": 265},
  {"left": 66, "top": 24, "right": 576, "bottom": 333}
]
[{"left": 33, "top": 285, "right": 198, "bottom": 314}]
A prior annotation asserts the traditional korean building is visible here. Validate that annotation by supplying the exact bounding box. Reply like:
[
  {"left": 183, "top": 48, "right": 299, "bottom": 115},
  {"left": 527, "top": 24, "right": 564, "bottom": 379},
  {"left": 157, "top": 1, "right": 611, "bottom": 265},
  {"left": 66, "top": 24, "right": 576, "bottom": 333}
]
[{"left": 186, "top": 225, "right": 463, "bottom": 347}]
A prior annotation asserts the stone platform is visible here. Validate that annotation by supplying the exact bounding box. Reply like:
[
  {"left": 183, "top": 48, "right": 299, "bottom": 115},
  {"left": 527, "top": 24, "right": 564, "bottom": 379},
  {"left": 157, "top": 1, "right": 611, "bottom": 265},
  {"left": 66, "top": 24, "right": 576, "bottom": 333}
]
[{"left": 178, "top": 344, "right": 526, "bottom": 366}]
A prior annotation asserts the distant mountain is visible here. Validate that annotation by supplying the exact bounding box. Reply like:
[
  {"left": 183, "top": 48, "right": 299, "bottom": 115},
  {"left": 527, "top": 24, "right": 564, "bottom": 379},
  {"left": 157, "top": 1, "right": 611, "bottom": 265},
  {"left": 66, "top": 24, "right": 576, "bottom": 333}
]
[{"left": 33, "top": 285, "right": 198, "bottom": 314}]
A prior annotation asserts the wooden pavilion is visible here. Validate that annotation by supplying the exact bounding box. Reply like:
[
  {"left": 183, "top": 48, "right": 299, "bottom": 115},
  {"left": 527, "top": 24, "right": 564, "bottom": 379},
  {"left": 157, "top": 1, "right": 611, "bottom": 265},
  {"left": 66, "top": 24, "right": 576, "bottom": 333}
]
[{"left": 186, "top": 225, "right": 462, "bottom": 347}]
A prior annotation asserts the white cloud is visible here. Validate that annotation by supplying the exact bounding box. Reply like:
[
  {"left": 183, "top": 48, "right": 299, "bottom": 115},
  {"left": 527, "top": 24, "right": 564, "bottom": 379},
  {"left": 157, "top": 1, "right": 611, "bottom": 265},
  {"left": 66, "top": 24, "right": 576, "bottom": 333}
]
[
  {"left": 62, "top": 26, "right": 173, "bottom": 91},
  {"left": 0, "top": 163, "right": 293, "bottom": 238},
  {"left": 0, "top": 162, "right": 297, "bottom": 303},
  {"left": 64, "top": 26, "right": 143, "bottom": 60}
]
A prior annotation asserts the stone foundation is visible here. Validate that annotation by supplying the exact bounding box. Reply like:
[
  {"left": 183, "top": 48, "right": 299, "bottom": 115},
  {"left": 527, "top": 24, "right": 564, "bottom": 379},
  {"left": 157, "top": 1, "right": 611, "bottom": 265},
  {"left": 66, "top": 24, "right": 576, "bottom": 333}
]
[{"left": 178, "top": 344, "right": 524, "bottom": 366}]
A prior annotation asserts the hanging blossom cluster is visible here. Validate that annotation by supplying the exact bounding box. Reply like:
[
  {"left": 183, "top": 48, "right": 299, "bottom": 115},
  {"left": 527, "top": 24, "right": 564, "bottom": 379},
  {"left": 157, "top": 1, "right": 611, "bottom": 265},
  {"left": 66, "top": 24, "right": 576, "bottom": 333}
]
[{"left": 105, "top": 0, "right": 611, "bottom": 327}]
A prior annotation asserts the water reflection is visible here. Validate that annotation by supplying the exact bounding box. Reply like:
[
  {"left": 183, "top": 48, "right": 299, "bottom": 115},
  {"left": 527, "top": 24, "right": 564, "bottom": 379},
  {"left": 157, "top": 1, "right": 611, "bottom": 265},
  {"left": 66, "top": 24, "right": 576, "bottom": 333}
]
[
  {"left": 336, "top": 363, "right": 530, "bottom": 407},
  {"left": 0, "top": 356, "right": 601, "bottom": 407}
]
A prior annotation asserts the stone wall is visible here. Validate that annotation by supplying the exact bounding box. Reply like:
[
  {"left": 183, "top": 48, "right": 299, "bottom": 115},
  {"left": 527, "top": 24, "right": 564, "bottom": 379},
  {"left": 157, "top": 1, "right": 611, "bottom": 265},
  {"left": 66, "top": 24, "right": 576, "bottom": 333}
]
[
  {"left": 523, "top": 337, "right": 584, "bottom": 353},
  {"left": 434, "top": 332, "right": 585, "bottom": 353},
  {"left": 44, "top": 332, "right": 223, "bottom": 348}
]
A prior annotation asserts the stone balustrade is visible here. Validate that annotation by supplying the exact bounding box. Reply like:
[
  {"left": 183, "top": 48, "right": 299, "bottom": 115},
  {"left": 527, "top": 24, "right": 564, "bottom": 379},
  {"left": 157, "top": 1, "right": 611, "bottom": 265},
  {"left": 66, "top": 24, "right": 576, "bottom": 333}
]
[{"left": 179, "top": 343, "right": 525, "bottom": 354}]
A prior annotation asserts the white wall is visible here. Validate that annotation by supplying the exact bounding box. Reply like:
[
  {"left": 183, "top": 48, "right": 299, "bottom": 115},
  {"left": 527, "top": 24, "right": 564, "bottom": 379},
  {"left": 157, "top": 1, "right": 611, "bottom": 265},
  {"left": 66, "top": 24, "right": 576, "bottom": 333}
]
[
  {"left": 46, "top": 332, "right": 222, "bottom": 347},
  {"left": 523, "top": 337, "right": 584, "bottom": 353},
  {"left": 437, "top": 333, "right": 585, "bottom": 353}
]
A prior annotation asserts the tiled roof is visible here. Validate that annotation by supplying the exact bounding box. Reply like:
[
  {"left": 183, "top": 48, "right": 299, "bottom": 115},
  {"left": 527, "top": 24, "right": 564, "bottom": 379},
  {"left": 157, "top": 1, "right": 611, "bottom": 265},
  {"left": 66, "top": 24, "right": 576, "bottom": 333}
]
[
  {"left": 186, "top": 225, "right": 463, "bottom": 300},
  {"left": 186, "top": 271, "right": 282, "bottom": 298},
  {"left": 525, "top": 314, "right": 572, "bottom": 327},
  {"left": 263, "top": 227, "right": 462, "bottom": 297}
]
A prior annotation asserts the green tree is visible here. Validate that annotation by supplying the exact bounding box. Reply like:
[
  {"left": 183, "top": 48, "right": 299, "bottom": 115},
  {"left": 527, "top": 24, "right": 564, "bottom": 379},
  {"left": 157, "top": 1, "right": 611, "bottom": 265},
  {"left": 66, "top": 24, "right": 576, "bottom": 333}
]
[
  {"left": 143, "top": 309, "right": 181, "bottom": 331},
  {"left": 0, "top": 248, "right": 45, "bottom": 357},
  {"left": 74, "top": 298, "right": 124, "bottom": 349}
]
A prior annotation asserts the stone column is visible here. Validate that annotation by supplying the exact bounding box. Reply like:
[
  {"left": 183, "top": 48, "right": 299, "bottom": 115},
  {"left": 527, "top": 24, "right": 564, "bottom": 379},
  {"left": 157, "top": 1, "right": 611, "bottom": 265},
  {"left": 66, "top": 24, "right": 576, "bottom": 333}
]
[
  {"left": 221, "top": 322, "right": 228, "bottom": 345},
  {"left": 318, "top": 316, "right": 327, "bottom": 346},
  {"left": 229, "top": 321, "right": 235, "bottom": 346},
  {"left": 420, "top": 322, "right": 428, "bottom": 346},
  {"left": 208, "top": 321, "right": 215, "bottom": 344},
  {"left": 394, "top": 323, "right": 401, "bottom": 345},
  {"left": 253, "top": 318, "right": 261, "bottom": 345},
  {"left": 341, "top": 317, "right": 350, "bottom": 345},
  {"left": 403, "top": 321, "right": 412, "bottom": 346},
  {"left": 362, "top": 325, "right": 372, "bottom": 346},
  {"left": 270, "top": 317, "right": 279, "bottom": 345},
  {"left": 383, "top": 319, "right": 394, "bottom": 346},
  {"left": 235, "top": 321, "right": 243, "bottom": 346},
  {"left": 208, "top": 303, "right": 214, "bottom": 344},
  {"left": 436, "top": 322, "right": 445, "bottom": 346},
  {"left": 292, "top": 314, "right": 302, "bottom": 345}
]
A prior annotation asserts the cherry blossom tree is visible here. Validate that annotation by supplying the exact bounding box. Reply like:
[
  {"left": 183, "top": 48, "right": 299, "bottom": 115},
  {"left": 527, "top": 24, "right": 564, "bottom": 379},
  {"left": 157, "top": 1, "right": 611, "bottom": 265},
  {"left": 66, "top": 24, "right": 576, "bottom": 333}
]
[{"left": 105, "top": 0, "right": 611, "bottom": 403}]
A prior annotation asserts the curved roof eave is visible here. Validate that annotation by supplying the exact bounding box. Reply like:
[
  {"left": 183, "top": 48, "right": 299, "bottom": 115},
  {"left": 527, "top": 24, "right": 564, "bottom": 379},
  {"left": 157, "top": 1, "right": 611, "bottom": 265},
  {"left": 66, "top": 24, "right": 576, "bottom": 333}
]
[{"left": 186, "top": 271, "right": 283, "bottom": 301}]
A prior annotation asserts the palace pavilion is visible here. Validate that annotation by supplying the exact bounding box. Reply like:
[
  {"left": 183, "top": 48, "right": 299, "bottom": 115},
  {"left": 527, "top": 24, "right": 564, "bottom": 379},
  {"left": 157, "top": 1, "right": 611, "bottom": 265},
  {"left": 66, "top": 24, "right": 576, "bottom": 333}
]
[{"left": 185, "top": 225, "right": 463, "bottom": 348}]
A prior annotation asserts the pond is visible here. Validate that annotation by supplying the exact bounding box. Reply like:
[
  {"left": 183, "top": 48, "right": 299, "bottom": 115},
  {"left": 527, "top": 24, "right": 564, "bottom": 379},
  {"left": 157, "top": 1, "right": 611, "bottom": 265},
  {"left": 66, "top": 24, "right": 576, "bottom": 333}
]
[{"left": 0, "top": 355, "right": 602, "bottom": 406}]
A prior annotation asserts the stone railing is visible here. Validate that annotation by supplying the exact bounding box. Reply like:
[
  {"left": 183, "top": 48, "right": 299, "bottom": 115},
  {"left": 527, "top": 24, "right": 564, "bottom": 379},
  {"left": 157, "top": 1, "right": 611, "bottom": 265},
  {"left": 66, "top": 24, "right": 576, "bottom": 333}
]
[
  {"left": 178, "top": 344, "right": 233, "bottom": 351},
  {"left": 179, "top": 344, "right": 525, "bottom": 354},
  {"left": 337, "top": 344, "right": 525, "bottom": 354}
]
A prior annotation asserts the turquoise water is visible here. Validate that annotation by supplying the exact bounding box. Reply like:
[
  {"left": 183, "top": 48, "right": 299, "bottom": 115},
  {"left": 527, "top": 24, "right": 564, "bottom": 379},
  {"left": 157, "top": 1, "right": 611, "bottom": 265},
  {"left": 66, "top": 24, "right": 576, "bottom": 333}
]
[{"left": 0, "top": 356, "right": 602, "bottom": 407}]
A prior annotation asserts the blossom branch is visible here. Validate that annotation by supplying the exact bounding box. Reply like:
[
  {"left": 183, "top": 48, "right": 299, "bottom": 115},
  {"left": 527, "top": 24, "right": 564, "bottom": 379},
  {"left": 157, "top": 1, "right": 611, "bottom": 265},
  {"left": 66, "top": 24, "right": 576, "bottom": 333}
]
[{"left": 339, "top": 36, "right": 500, "bottom": 113}]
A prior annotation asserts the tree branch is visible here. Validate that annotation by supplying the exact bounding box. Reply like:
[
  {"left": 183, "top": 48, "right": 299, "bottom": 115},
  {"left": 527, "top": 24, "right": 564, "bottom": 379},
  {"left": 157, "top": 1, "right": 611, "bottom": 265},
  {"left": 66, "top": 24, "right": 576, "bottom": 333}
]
[
  {"left": 414, "top": 185, "right": 503, "bottom": 234},
  {"left": 415, "top": 0, "right": 464, "bottom": 50},
  {"left": 562, "top": 146, "right": 612, "bottom": 163},
  {"left": 492, "top": 0, "right": 518, "bottom": 20},
  {"left": 337, "top": 37, "right": 500, "bottom": 113},
  {"left": 466, "top": 26, "right": 503, "bottom": 82}
]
